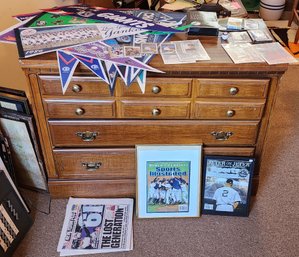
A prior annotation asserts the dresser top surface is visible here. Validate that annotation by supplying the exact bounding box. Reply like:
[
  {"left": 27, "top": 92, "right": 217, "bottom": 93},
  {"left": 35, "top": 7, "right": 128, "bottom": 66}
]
[{"left": 19, "top": 35, "right": 289, "bottom": 74}]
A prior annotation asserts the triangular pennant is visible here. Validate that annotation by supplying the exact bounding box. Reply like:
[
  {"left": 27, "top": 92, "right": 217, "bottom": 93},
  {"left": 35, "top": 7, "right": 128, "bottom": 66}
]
[
  {"left": 136, "top": 70, "right": 147, "bottom": 94},
  {"left": 57, "top": 50, "right": 79, "bottom": 94},
  {"left": 72, "top": 54, "right": 109, "bottom": 84},
  {"left": 115, "top": 65, "right": 129, "bottom": 86},
  {"left": 103, "top": 61, "right": 118, "bottom": 95}
]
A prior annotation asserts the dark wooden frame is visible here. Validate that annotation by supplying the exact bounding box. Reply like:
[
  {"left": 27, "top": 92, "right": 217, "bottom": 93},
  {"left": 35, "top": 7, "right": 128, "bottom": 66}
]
[
  {"left": 0, "top": 88, "right": 30, "bottom": 114},
  {"left": 0, "top": 108, "right": 48, "bottom": 192}
]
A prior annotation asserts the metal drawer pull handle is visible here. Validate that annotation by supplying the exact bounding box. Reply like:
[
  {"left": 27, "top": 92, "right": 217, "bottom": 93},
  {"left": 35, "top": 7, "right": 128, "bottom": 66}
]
[
  {"left": 152, "top": 108, "right": 161, "bottom": 116},
  {"left": 152, "top": 85, "right": 161, "bottom": 94},
  {"left": 82, "top": 162, "right": 102, "bottom": 171},
  {"left": 226, "top": 110, "right": 235, "bottom": 117},
  {"left": 211, "top": 131, "right": 233, "bottom": 140},
  {"left": 72, "top": 84, "right": 82, "bottom": 93},
  {"left": 229, "top": 87, "right": 239, "bottom": 95},
  {"left": 76, "top": 131, "right": 98, "bottom": 141},
  {"left": 75, "top": 108, "right": 85, "bottom": 116}
]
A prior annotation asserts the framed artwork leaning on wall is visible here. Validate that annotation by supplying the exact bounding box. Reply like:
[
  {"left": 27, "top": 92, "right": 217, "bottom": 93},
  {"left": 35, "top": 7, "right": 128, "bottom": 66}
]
[{"left": 0, "top": 108, "right": 48, "bottom": 192}]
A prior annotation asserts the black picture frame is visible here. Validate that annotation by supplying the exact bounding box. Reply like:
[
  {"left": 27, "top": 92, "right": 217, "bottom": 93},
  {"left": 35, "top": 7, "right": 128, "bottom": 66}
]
[
  {"left": 0, "top": 170, "right": 32, "bottom": 256},
  {"left": 201, "top": 156, "right": 255, "bottom": 217},
  {"left": 0, "top": 89, "right": 31, "bottom": 114},
  {"left": 0, "top": 131, "right": 16, "bottom": 183},
  {"left": 0, "top": 108, "right": 48, "bottom": 193}
]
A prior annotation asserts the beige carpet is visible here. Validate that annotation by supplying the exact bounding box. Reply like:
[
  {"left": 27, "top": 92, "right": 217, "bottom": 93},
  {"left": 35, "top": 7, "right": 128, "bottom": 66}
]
[{"left": 13, "top": 65, "right": 299, "bottom": 257}]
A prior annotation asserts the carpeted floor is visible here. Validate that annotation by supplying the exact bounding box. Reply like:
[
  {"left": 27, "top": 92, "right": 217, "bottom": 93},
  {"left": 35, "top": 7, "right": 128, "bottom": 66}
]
[{"left": 12, "top": 64, "right": 299, "bottom": 257}]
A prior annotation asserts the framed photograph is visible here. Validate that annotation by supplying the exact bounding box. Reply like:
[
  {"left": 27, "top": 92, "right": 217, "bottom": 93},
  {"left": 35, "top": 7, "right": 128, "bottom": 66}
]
[
  {"left": 201, "top": 156, "right": 255, "bottom": 217},
  {"left": 0, "top": 89, "right": 30, "bottom": 114},
  {"left": 0, "top": 108, "right": 48, "bottom": 192},
  {"left": 136, "top": 145, "right": 202, "bottom": 218}
]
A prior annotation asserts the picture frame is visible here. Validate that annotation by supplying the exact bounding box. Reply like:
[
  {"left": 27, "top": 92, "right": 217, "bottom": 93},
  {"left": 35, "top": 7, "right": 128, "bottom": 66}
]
[
  {"left": 0, "top": 89, "right": 31, "bottom": 114},
  {"left": 136, "top": 145, "right": 202, "bottom": 218},
  {"left": 201, "top": 156, "right": 255, "bottom": 217},
  {"left": 0, "top": 108, "right": 48, "bottom": 192}
]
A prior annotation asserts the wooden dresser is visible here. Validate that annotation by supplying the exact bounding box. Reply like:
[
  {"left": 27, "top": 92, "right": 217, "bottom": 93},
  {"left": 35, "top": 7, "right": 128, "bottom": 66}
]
[{"left": 20, "top": 36, "right": 288, "bottom": 198}]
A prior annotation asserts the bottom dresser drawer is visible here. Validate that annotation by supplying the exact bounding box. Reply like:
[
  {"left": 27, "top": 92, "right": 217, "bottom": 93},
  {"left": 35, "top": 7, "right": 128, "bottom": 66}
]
[
  {"left": 48, "top": 179, "right": 135, "bottom": 198},
  {"left": 53, "top": 148, "right": 135, "bottom": 179},
  {"left": 53, "top": 147, "right": 255, "bottom": 179}
]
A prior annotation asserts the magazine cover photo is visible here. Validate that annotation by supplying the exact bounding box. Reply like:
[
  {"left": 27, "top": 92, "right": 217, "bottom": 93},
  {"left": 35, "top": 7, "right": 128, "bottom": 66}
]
[
  {"left": 202, "top": 156, "right": 255, "bottom": 216},
  {"left": 146, "top": 161, "right": 190, "bottom": 214}
]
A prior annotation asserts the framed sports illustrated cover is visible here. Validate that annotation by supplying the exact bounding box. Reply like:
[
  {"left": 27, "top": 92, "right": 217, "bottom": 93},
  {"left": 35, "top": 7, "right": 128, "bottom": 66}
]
[
  {"left": 136, "top": 145, "right": 202, "bottom": 218},
  {"left": 201, "top": 156, "right": 255, "bottom": 217}
]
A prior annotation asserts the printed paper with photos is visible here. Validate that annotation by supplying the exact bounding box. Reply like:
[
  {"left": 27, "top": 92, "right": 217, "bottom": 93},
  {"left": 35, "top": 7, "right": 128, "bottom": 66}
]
[
  {"left": 147, "top": 161, "right": 190, "bottom": 214},
  {"left": 202, "top": 156, "right": 255, "bottom": 216}
]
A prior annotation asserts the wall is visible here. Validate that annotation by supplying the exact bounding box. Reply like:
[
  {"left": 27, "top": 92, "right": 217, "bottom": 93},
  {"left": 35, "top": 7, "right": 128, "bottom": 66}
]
[{"left": 0, "top": 0, "right": 77, "bottom": 92}]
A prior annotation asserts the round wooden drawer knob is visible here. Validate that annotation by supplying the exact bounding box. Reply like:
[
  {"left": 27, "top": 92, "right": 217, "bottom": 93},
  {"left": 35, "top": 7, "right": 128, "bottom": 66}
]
[
  {"left": 72, "top": 84, "right": 82, "bottom": 93},
  {"left": 229, "top": 87, "right": 239, "bottom": 95},
  {"left": 152, "top": 108, "right": 161, "bottom": 116},
  {"left": 75, "top": 108, "right": 85, "bottom": 116},
  {"left": 226, "top": 110, "right": 235, "bottom": 117},
  {"left": 152, "top": 85, "right": 161, "bottom": 94}
]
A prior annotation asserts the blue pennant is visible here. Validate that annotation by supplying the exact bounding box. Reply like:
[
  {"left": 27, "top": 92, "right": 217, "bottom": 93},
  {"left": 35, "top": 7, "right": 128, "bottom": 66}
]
[
  {"left": 57, "top": 50, "right": 79, "bottom": 94},
  {"left": 104, "top": 61, "right": 118, "bottom": 95},
  {"left": 72, "top": 54, "right": 109, "bottom": 84}
]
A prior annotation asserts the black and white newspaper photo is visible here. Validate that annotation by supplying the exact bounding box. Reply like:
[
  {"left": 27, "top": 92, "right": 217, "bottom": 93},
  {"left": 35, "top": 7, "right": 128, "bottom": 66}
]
[{"left": 57, "top": 198, "right": 134, "bottom": 256}]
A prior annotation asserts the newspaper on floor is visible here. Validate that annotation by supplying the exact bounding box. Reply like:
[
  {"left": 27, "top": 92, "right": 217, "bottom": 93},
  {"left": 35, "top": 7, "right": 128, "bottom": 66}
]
[{"left": 57, "top": 197, "right": 134, "bottom": 256}]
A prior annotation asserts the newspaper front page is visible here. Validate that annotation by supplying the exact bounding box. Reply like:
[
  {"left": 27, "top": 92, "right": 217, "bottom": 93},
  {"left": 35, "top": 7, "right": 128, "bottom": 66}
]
[{"left": 57, "top": 198, "right": 134, "bottom": 256}]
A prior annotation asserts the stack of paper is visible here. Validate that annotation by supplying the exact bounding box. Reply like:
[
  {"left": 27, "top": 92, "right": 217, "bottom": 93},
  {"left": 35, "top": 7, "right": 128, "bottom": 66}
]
[{"left": 160, "top": 39, "right": 211, "bottom": 64}]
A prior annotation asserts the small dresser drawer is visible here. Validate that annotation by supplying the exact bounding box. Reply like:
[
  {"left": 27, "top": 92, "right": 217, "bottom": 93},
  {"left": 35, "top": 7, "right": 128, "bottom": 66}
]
[
  {"left": 194, "top": 99, "right": 265, "bottom": 119},
  {"left": 43, "top": 99, "right": 116, "bottom": 118},
  {"left": 119, "top": 78, "right": 192, "bottom": 97},
  {"left": 53, "top": 148, "right": 135, "bottom": 179},
  {"left": 48, "top": 120, "right": 259, "bottom": 147},
  {"left": 119, "top": 100, "right": 191, "bottom": 119},
  {"left": 195, "top": 78, "right": 269, "bottom": 98},
  {"left": 38, "top": 76, "right": 112, "bottom": 96}
]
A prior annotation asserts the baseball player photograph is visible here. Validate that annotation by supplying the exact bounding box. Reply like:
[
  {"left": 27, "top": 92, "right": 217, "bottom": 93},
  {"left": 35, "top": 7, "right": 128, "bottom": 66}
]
[{"left": 201, "top": 156, "right": 255, "bottom": 216}]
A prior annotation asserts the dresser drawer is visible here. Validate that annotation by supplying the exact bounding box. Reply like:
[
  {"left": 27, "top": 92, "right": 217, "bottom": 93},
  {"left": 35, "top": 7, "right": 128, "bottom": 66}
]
[
  {"left": 195, "top": 78, "right": 269, "bottom": 98},
  {"left": 48, "top": 120, "right": 259, "bottom": 147},
  {"left": 119, "top": 100, "right": 191, "bottom": 119},
  {"left": 43, "top": 98, "right": 116, "bottom": 118},
  {"left": 194, "top": 99, "right": 265, "bottom": 119},
  {"left": 38, "top": 75, "right": 112, "bottom": 96},
  {"left": 53, "top": 148, "right": 135, "bottom": 179},
  {"left": 119, "top": 78, "right": 192, "bottom": 97}
]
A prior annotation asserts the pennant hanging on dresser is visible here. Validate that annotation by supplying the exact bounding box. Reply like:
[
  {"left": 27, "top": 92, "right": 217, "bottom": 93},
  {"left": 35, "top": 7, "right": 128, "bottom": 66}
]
[
  {"left": 72, "top": 54, "right": 109, "bottom": 84},
  {"left": 57, "top": 50, "right": 79, "bottom": 94}
]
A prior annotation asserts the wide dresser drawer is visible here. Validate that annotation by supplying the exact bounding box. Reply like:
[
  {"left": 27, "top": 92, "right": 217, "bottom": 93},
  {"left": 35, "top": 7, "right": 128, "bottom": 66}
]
[
  {"left": 53, "top": 148, "right": 135, "bottom": 179},
  {"left": 48, "top": 120, "right": 259, "bottom": 147}
]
